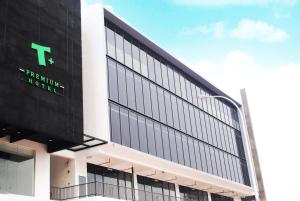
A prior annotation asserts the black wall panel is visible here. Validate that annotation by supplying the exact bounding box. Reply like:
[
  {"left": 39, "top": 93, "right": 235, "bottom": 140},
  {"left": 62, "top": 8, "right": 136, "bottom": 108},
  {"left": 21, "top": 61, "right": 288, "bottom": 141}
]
[{"left": 0, "top": 0, "right": 83, "bottom": 152}]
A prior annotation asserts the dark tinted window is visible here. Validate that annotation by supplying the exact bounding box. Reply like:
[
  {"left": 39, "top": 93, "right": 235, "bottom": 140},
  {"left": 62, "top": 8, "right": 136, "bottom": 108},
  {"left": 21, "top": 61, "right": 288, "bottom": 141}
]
[
  {"left": 110, "top": 103, "right": 121, "bottom": 144},
  {"left": 181, "top": 135, "right": 190, "bottom": 167},
  {"left": 138, "top": 115, "right": 148, "bottom": 153},
  {"left": 175, "top": 131, "right": 185, "bottom": 165},
  {"left": 129, "top": 111, "right": 139, "bottom": 150},
  {"left": 164, "top": 91, "right": 173, "bottom": 127},
  {"left": 146, "top": 119, "right": 156, "bottom": 156},
  {"left": 134, "top": 75, "right": 144, "bottom": 113},
  {"left": 150, "top": 83, "right": 160, "bottom": 121},
  {"left": 126, "top": 69, "right": 136, "bottom": 110},
  {"left": 177, "top": 98, "right": 186, "bottom": 133},
  {"left": 161, "top": 126, "right": 171, "bottom": 160},
  {"left": 168, "top": 128, "right": 178, "bottom": 163},
  {"left": 157, "top": 87, "right": 166, "bottom": 124},
  {"left": 108, "top": 59, "right": 118, "bottom": 102},
  {"left": 143, "top": 79, "right": 152, "bottom": 117},
  {"left": 171, "top": 95, "right": 180, "bottom": 130},
  {"left": 120, "top": 108, "right": 130, "bottom": 147},
  {"left": 117, "top": 64, "right": 127, "bottom": 106},
  {"left": 154, "top": 122, "right": 164, "bottom": 158}
]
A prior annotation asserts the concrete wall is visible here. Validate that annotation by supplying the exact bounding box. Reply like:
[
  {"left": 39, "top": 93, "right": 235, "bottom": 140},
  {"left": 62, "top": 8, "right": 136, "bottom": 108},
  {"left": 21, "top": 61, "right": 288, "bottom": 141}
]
[{"left": 82, "top": 4, "right": 110, "bottom": 141}]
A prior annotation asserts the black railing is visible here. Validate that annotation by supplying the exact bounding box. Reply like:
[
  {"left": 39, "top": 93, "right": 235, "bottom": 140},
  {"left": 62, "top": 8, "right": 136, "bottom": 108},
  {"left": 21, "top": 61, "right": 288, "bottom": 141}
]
[{"left": 50, "top": 182, "right": 189, "bottom": 201}]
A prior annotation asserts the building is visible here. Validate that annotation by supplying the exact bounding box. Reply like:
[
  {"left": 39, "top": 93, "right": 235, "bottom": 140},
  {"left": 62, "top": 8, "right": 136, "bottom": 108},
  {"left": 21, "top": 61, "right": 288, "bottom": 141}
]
[{"left": 0, "top": 1, "right": 259, "bottom": 201}]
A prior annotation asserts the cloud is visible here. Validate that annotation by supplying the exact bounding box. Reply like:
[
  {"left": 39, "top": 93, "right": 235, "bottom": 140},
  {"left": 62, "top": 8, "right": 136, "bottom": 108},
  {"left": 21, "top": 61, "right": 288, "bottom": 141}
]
[
  {"left": 180, "top": 22, "right": 225, "bottom": 38},
  {"left": 172, "top": 0, "right": 298, "bottom": 6},
  {"left": 231, "top": 19, "right": 288, "bottom": 43},
  {"left": 191, "top": 51, "right": 300, "bottom": 201}
]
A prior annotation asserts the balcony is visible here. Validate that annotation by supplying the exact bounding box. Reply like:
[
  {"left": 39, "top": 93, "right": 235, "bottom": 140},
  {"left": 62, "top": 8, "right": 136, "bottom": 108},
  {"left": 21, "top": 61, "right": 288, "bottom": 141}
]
[{"left": 50, "top": 181, "right": 183, "bottom": 201}]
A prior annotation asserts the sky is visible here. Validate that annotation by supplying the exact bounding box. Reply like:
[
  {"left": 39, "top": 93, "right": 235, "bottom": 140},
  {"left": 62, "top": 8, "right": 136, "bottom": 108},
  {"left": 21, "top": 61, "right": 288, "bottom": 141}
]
[{"left": 83, "top": 1, "right": 300, "bottom": 200}]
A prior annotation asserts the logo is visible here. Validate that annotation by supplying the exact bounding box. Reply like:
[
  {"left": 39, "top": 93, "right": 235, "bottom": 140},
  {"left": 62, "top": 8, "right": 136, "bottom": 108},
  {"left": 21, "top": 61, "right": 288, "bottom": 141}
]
[
  {"left": 31, "top": 43, "right": 54, "bottom": 66},
  {"left": 18, "top": 42, "right": 64, "bottom": 96}
]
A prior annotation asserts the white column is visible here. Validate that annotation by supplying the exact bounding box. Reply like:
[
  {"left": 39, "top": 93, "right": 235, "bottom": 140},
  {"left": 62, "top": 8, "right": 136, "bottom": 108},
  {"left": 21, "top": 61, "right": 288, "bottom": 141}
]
[
  {"left": 234, "top": 197, "right": 242, "bottom": 201},
  {"left": 207, "top": 192, "right": 212, "bottom": 201},
  {"left": 133, "top": 170, "right": 139, "bottom": 201},
  {"left": 175, "top": 183, "right": 180, "bottom": 201}
]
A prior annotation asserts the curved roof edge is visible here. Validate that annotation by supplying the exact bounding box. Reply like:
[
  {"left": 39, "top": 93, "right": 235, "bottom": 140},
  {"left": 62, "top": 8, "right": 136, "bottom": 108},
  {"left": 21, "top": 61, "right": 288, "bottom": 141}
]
[{"left": 103, "top": 9, "right": 241, "bottom": 107}]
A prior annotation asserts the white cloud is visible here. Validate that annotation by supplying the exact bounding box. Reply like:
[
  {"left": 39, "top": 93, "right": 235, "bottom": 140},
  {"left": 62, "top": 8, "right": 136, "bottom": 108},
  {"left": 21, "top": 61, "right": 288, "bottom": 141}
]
[
  {"left": 231, "top": 19, "right": 288, "bottom": 43},
  {"left": 173, "top": 0, "right": 298, "bottom": 6},
  {"left": 191, "top": 51, "right": 300, "bottom": 201},
  {"left": 180, "top": 22, "right": 225, "bottom": 38}
]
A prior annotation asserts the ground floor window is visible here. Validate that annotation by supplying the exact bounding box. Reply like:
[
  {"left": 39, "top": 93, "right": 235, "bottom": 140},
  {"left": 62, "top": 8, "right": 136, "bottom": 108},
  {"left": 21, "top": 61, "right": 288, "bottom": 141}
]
[
  {"left": 179, "top": 186, "right": 208, "bottom": 201},
  {"left": 0, "top": 141, "right": 35, "bottom": 196},
  {"left": 211, "top": 193, "right": 234, "bottom": 201},
  {"left": 87, "top": 163, "right": 133, "bottom": 200}
]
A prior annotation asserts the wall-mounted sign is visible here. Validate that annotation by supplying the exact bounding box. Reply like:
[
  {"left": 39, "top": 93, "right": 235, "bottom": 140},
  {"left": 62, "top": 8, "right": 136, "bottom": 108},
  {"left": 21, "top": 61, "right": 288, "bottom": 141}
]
[
  {"left": 18, "top": 43, "right": 65, "bottom": 96},
  {"left": 0, "top": 0, "right": 83, "bottom": 152}
]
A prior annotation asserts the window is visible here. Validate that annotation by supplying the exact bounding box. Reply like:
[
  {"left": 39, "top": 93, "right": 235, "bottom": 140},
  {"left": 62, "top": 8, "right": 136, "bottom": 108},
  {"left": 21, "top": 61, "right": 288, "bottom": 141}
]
[
  {"left": 191, "top": 83, "right": 198, "bottom": 106},
  {"left": 164, "top": 91, "right": 173, "bottom": 127},
  {"left": 115, "top": 32, "right": 124, "bottom": 63},
  {"left": 126, "top": 69, "right": 136, "bottom": 110},
  {"left": 124, "top": 39, "right": 132, "bottom": 68},
  {"left": 168, "top": 67, "right": 175, "bottom": 93},
  {"left": 179, "top": 186, "right": 208, "bottom": 201},
  {"left": 150, "top": 83, "right": 160, "bottom": 121},
  {"left": 134, "top": 74, "right": 144, "bottom": 114},
  {"left": 211, "top": 193, "right": 234, "bottom": 201},
  {"left": 204, "top": 144, "right": 213, "bottom": 174},
  {"left": 148, "top": 54, "right": 156, "bottom": 81},
  {"left": 110, "top": 103, "right": 121, "bottom": 144},
  {"left": 199, "top": 111, "right": 208, "bottom": 142},
  {"left": 168, "top": 128, "right": 178, "bottom": 163},
  {"left": 138, "top": 115, "right": 148, "bottom": 153},
  {"left": 161, "top": 126, "right": 171, "bottom": 160},
  {"left": 143, "top": 79, "right": 152, "bottom": 117},
  {"left": 193, "top": 140, "right": 202, "bottom": 171},
  {"left": 157, "top": 87, "right": 166, "bottom": 124},
  {"left": 185, "top": 80, "right": 193, "bottom": 103},
  {"left": 175, "top": 131, "right": 185, "bottom": 165},
  {"left": 183, "top": 101, "right": 192, "bottom": 135},
  {"left": 189, "top": 105, "right": 197, "bottom": 138},
  {"left": 106, "top": 27, "right": 115, "bottom": 58},
  {"left": 173, "top": 71, "right": 181, "bottom": 97},
  {"left": 181, "top": 135, "right": 190, "bottom": 167},
  {"left": 117, "top": 64, "right": 127, "bottom": 106},
  {"left": 177, "top": 98, "right": 186, "bottom": 133},
  {"left": 146, "top": 119, "right": 156, "bottom": 156},
  {"left": 0, "top": 142, "right": 35, "bottom": 196},
  {"left": 188, "top": 137, "right": 197, "bottom": 169},
  {"left": 132, "top": 44, "right": 141, "bottom": 73},
  {"left": 179, "top": 75, "right": 187, "bottom": 100},
  {"left": 171, "top": 95, "right": 180, "bottom": 130},
  {"left": 140, "top": 50, "right": 148, "bottom": 77},
  {"left": 108, "top": 59, "right": 118, "bottom": 102},
  {"left": 120, "top": 108, "right": 130, "bottom": 147},
  {"left": 161, "top": 63, "right": 169, "bottom": 90},
  {"left": 129, "top": 111, "right": 140, "bottom": 150},
  {"left": 154, "top": 122, "right": 164, "bottom": 159},
  {"left": 199, "top": 142, "right": 208, "bottom": 172},
  {"left": 154, "top": 59, "right": 162, "bottom": 86}
]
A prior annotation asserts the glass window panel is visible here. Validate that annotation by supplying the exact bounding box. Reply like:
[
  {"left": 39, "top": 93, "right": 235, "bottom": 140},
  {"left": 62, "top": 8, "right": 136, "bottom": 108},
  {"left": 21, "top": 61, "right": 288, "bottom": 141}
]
[
  {"left": 154, "top": 122, "right": 164, "bottom": 159},
  {"left": 175, "top": 131, "right": 185, "bottom": 165},
  {"left": 148, "top": 54, "right": 155, "bottom": 81},
  {"left": 215, "top": 149, "right": 222, "bottom": 177},
  {"left": 157, "top": 87, "right": 166, "bottom": 124},
  {"left": 224, "top": 153, "right": 232, "bottom": 180},
  {"left": 204, "top": 114, "right": 213, "bottom": 144},
  {"left": 209, "top": 116, "right": 217, "bottom": 147},
  {"left": 193, "top": 140, "right": 202, "bottom": 171},
  {"left": 140, "top": 50, "right": 148, "bottom": 77},
  {"left": 126, "top": 69, "right": 136, "bottom": 110},
  {"left": 173, "top": 71, "right": 181, "bottom": 97},
  {"left": 161, "top": 63, "right": 169, "bottom": 90},
  {"left": 161, "top": 126, "right": 171, "bottom": 160},
  {"left": 194, "top": 108, "right": 202, "bottom": 140},
  {"left": 204, "top": 144, "right": 213, "bottom": 174},
  {"left": 134, "top": 75, "right": 144, "bottom": 114},
  {"left": 209, "top": 147, "right": 217, "bottom": 176},
  {"left": 211, "top": 98, "right": 217, "bottom": 117},
  {"left": 179, "top": 75, "right": 187, "bottom": 100},
  {"left": 228, "top": 155, "right": 237, "bottom": 182},
  {"left": 213, "top": 119, "right": 222, "bottom": 149},
  {"left": 223, "top": 125, "right": 231, "bottom": 153},
  {"left": 117, "top": 64, "right": 127, "bottom": 106},
  {"left": 150, "top": 83, "right": 160, "bottom": 121},
  {"left": 181, "top": 135, "right": 191, "bottom": 167},
  {"left": 138, "top": 115, "right": 148, "bottom": 153},
  {"left": 191, "top": 83, "right": 198, "bottom": 106},
  {"left": 171, "top": 95, "right": 180, "bottom": 130},
  {"left": 164, "top": 91, "right": 173, "bottom": 127},
  {"left": 189, "top": 105, "right": 197, "bottom": 138},
  {"left": 110, "top": 103, "right": 121, "bottom": 144},
  {"left": 143, "top": 78, "right": 152, "bottom": 117},
  {"left": 168, "top": 128, "right": 178, "bottom": 163},
  {"left": 108, "top": 59, "right": 118, "bottom": 102},
  {"left": 183, "top": 101, "right": 192, "bottom": 136},
  {"left": 124, "top": 39, "right": 132, "bottom": 68},
  {"left": 146, "top": 119, "right": 156, "bottom": 156},
  {"left": 187, "top": 137, "right": 197, "bottom": 169},
  {"left": 218, "top": 122, "right": 226, "bottom": 151},
  {"left": 185, "top": 80, "right": 193, "bottom": 103},
  {"left": 199, "top": 111, "right": 208, "bottom": 142},
  {"left": 235, "top": 157, "right": 243, "bottom": 184},
  {"left": 132, "top": 44, "right": 141, "bottom": 73},
  {"left": 129, "top": 111, "right": 140, "bottom": 150},
  {"left": 196, "top": 87, "right": 203, "bottom": 109},
  {"left": 120, "top": 108, "right": 130, "bottom": 147},
  {"left": 106, "top": 27, "right": 115, "bottom": 58},
  {"left": 115, "top": 33, "right": 124, "bottom": 63},
  {"left": 199, "top": 142, "right": 208, "bottom": 172},
  {"left": 168, "top": 67, "right": 175, "bottom": 93},
  {"left": 154, "top": 59, "right": 162, "bottom": 86},
  {"left": 177, "top": 98, "right": 186, "bottom": 133},
  {"left": 219, "top": 151, "right": 227, "bottom": 180}
]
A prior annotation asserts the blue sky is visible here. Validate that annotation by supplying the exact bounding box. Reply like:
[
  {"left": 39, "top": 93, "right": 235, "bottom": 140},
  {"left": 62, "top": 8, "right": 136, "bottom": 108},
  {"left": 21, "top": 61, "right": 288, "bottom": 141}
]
[{"left": 86, "top": 0, "right": 300, "bottom": 68}]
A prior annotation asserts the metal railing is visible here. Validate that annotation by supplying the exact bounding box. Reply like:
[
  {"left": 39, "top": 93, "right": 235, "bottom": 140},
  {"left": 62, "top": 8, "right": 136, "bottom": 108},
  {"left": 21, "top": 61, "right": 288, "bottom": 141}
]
[{"left": 50, "top": 181, "right": 190, "bottom": 201}]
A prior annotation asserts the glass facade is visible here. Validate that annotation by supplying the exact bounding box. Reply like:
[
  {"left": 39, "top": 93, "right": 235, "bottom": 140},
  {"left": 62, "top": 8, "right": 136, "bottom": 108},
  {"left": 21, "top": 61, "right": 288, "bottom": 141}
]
[
  {"left": 105, "top": 21, "right": 250, "bottom": 186},
  {"left": 179, "top": 186, "right": 208, "bottom": 201},
  {"left": 0, "top": 142, "right": 35, "bottom": 196},
  {"left": 211, "top": 193, "right": 234, "bottom": 201}
]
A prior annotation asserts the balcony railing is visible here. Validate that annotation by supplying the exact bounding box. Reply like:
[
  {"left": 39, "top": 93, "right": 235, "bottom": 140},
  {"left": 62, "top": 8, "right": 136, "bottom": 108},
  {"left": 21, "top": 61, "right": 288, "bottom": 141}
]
[{"left": 50, "top": 181, "right": 187, "bottom": 201}]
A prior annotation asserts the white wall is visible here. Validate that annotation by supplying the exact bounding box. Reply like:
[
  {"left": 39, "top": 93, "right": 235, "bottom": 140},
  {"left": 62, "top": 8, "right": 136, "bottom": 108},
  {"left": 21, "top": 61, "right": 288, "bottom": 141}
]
[
  {"left": 50, "top": 156, "right": 76, "bottom": 187},
  {"left": 0, "top": 138, "right": 51, "bottom": 201},
  {"left": 82, "top": 4, "right": 110, "bottom": 141}
]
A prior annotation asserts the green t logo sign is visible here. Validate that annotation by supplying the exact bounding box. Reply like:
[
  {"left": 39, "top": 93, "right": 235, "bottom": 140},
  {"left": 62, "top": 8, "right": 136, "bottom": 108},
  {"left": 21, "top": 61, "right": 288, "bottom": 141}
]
[{"left": 31, "top": 43, "right": 54, "bottom": 67}]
